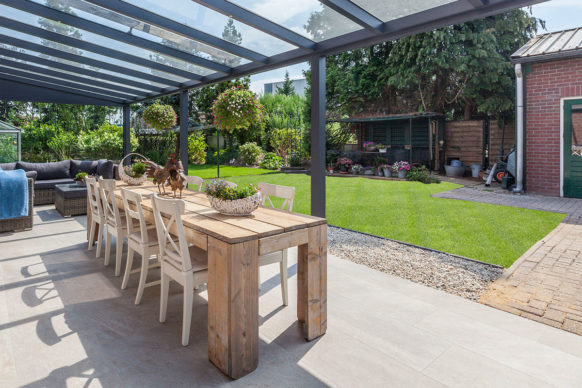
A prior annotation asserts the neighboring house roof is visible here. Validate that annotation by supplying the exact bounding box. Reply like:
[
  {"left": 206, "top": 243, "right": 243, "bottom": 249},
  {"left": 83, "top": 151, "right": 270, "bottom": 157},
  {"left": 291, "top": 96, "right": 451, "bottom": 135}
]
[
  {"left": 512, "top": 28, "right": 582, "bottom": 64},
  {"left": 331, "top": 112, "right": 444, "bottom": 123}
]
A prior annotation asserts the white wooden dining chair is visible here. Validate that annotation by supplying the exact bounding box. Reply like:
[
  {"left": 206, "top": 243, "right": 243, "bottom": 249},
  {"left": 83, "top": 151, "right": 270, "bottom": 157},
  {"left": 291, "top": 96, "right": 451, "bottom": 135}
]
[
  {"left": 257, "top": 182, "right": 295, "bottom": 306},
  {"left": 184, "top": 175, "right": 203, "bottom": 192},
  {"left": 121, "top": 188, "right": 161, "bottom": 304},
  {"left": 152, "top": 194, "right": 209, "bottom": 346},
  {"left": 86, "top": 177, "right": 105, "bottom": 258},
  {"left": 99, "top": 178, "right": 129, "bottom": 277}
]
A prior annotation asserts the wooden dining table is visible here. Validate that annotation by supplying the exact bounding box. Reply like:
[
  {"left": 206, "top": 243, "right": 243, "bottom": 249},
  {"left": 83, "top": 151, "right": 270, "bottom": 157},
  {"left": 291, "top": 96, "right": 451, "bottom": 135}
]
[{"left": 88, "top": 180, "right": 327, "bottom": 379}]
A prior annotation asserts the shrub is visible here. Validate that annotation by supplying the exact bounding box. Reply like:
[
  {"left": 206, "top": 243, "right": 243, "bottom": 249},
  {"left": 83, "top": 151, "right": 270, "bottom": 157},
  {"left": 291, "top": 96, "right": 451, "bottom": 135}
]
[
  {"left": 407, "top": 166, "right": 441, "bottom": 184},
  {"left": 47, "top": 130, "right": 78, "bottom": 160},
  {"left": 270, "top": 127, "right": 300, "bottom": 160},
  {"left": 21, "top": 122, "right": 59, "bottom": 162},
  {"left": 239, "top": 142, "right": 263, "bottom": 165},
  {"left": 260, "top": 152, "right": 283, "bottom": 170},
  {"left": 206, "top": 147, "right": 239, "bottom": 165},
  {"left": 0, "top": 133, "right": 18, "bottom": 163},
  {"left": 78, "top": 123, "right": 138, "bottom": 161},
  {"left": 188, "top": 132, "right": 207, "bottom": 164}
]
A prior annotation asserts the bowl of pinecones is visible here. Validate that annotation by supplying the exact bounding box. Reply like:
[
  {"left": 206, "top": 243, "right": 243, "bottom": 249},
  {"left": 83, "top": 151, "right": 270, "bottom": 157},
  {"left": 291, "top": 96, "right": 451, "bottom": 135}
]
[{"left": 118, "top": 153, "right": 149, "bottom": 186}]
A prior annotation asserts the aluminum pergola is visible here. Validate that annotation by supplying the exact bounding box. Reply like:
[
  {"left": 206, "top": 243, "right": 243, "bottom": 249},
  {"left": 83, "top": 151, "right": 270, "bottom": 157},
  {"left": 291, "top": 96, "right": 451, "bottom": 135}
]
[{"left": 0, "top": 0, "right": 544, "bottom": 216}]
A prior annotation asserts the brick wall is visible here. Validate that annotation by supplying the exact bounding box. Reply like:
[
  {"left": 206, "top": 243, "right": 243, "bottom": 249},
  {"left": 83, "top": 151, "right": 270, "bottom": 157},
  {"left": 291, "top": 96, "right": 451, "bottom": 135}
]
[{"left": 525, "top": 58, "right": 582, "bottom": 196}]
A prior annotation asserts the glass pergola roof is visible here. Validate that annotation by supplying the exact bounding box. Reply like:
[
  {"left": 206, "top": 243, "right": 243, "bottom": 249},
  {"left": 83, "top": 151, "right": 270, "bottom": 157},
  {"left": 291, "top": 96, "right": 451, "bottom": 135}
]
[{"left": 0, "top": 0, "right": 544, "bottom": 106}]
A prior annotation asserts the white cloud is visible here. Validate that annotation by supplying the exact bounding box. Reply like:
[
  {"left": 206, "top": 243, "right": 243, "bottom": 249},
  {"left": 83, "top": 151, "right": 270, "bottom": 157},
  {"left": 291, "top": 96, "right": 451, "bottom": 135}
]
[{"left": 241, "top": 0, "right": 317, "bottom": 25}]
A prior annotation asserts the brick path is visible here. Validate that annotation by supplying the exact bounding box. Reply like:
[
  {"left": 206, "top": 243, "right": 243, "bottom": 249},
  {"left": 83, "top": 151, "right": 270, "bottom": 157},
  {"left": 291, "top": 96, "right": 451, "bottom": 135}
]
[{"left": 434, "top": 187, "right": 582, "bottom": 335}]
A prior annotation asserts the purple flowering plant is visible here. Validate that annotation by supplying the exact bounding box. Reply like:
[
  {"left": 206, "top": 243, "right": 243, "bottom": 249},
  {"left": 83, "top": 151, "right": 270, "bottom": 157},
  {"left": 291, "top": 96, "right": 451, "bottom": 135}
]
[
  {"left": 392, "top": 161, "right": 411, "bottom": 172},
  {"left": 212, "top": 87, "right": 263, "bottom": 133}
]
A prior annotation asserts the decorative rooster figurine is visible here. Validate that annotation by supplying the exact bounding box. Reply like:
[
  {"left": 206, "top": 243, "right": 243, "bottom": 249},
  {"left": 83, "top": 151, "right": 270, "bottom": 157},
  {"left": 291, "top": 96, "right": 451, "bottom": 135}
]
[
  {"left": 166, "top": 154, "right": 186, "bottom": 198},
  {"left": 143, "top": 156, "right": 173, "bottom": 194}
]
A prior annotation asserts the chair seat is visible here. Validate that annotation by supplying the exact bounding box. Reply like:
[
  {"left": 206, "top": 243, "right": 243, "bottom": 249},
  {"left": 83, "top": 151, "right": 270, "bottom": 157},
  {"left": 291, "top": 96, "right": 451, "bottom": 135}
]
[
  {"left": 164, "top": 245, "right": 208, "bottom": 273},
  {"left": 129, "top": 228, "right": 159, "bottom": 247}
]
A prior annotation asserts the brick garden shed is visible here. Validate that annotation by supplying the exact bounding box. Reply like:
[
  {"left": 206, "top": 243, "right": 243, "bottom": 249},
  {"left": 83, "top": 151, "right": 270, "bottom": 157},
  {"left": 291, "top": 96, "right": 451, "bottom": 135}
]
[{"left": 512, "top": 28, "right": 582, "bottom": 197}]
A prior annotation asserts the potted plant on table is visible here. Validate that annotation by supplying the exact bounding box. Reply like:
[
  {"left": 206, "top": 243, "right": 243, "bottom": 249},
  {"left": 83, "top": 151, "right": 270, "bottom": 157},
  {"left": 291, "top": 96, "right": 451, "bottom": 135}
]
[
  {"left": 363, "top": 141, "right": 376, "bottom": 152},
  {"left": 205, "top": 179, "right": 262, "bottom": 216},
  {"left": 376, "top": 144, "right": 387, "bottom": 153},
  {"left": 74, "top": 172, "right": 88, "bottom": 186},
  {"left": 392, "top": 161, "right": 411, "bottom": 179}
]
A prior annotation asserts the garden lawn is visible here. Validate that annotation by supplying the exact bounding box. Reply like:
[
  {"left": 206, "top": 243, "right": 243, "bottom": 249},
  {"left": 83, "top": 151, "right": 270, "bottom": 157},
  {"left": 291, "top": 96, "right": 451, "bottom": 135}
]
[
  {"left": 188, "top": 164, "right": 274, "bottom": 179},
  {"left": 228, "top": 174, "right": 565, "bottom": 267}
]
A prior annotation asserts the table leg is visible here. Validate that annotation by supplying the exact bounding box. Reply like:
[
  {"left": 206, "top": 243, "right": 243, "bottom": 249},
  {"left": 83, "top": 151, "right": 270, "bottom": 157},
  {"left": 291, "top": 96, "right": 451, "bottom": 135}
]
[
  {"left": 297, "top": 224, "right": 327, "bottom": 340},
  {"left": 207, "top": 236, "right": 259, "bottom": 379}
]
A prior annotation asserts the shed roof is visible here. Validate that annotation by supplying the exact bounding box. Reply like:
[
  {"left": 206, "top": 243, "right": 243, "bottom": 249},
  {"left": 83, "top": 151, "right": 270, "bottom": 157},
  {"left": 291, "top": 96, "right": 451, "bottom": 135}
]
[
  {"left": 512, "top": 27, "right": 582, "bottom": 64},
  {"left": 0, "top": 0, "right": 544, "bottom": 107},
  {"left": 332, "top": 112, "right": 444, "bottom": 123}
]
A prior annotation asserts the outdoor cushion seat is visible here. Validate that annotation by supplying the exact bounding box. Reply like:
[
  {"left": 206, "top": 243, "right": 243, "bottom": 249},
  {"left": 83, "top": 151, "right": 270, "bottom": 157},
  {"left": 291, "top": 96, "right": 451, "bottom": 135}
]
[
  {"left": 24, "top": 171, "right": 37, "bottom": 181},
  {"left": 71, "top": 160, "right": 99, "bottom": 177},
  {"left": 34, "top": 178, "right": 75, "bottom": 190},
  {"left": 17, "top": 160, "right": 71, "bottom": 180},
  {"left": 0, "top": 162, "right": 16, "bottom": 170},
  {"left": 96, "top": 159, "right": 114, "bottom": 179}
]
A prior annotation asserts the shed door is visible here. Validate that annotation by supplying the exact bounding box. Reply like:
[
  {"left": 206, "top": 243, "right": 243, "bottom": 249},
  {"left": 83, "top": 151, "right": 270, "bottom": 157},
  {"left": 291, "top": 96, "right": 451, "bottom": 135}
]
[{"left": 563, "top": 99, "right": 582, "bottom": 198}]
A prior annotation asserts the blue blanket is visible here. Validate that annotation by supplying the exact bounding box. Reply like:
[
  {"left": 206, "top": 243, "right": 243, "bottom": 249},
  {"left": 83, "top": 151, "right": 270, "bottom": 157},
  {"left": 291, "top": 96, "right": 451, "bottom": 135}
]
[{"left": 0, "top": 169, "right": 29, "bottom": 220}]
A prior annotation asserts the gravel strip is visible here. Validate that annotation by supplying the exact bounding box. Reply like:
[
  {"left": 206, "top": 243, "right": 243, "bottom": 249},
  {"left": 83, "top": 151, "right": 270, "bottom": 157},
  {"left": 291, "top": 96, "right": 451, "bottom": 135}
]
[{"left": 328, "top": 226, "right": 503, "bottom": 301}]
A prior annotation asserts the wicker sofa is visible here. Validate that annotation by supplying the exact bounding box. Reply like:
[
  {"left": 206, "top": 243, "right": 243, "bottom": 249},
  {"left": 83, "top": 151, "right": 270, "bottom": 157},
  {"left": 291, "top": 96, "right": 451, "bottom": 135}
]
[
  {"left": 0, "top": 159, "right": 116, "bottom": 205},
  {"left": 0, "top": 178, "right": 33, "bottom": 233}
]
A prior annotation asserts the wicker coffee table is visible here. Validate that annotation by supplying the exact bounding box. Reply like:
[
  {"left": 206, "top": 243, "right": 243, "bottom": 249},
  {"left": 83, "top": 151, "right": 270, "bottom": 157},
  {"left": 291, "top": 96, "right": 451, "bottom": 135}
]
[{"left": 55, "top": 183, "right": 87, "bottom": 217}]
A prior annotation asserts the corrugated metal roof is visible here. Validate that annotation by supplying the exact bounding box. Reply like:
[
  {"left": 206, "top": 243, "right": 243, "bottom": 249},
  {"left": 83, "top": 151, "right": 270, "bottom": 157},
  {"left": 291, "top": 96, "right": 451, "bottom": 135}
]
[{"left": 512, "top": 28, "right": 582, "bottom": 63}]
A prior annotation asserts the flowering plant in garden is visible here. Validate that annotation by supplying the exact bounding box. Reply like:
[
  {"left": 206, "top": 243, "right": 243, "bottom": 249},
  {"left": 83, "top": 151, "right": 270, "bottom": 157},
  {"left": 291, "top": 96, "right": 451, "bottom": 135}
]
[
  {"left": 392, "top": 161, "right": 411, "bottom": 172},
  {"left": 378, "top": 164, "right": 391, "bottom": 169},
  {"left": 205, "top": 178, "right": 258, "bottom": 201},
  {"left": 212, "top": 87, "right": 263, "bottom": 133},
  {"left": 351, "top": 164, "right": 363, "bottom": 174},
  {"left": 336, "top": 157, "right": 353, "bottom": 170},
  {"left": 143, "top": 102, "right": 177, "bottom": 130},
  {"left": 362, "top": 141, "right": 375, "bottom": 149}
]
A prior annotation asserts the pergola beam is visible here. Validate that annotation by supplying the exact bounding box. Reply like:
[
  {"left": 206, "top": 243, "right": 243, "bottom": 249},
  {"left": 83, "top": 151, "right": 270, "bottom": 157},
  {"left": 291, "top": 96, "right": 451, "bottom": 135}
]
[
  {"left": 0, "top": 0, "right": 231, "bottom": 75},
  {"left": 192, "top": 0, "right": 315, "bottom": 50},
  {"left": 83, "top": 0, "right": 268, "bottom": 64},
  {"left": 319, "top": 0, "right": 384, "bottom": 33},
  {"left": 0, "top": 16, "right": 205, "bottom": 82},
  {"left": 0, "top": 57, "right": 145, "bottom": 99},
  {"left": 0, "top": 47, "right": 163, "bottom": 93},
  {"left": 310, "top": 55, "right": 326, "bottom": 218}
]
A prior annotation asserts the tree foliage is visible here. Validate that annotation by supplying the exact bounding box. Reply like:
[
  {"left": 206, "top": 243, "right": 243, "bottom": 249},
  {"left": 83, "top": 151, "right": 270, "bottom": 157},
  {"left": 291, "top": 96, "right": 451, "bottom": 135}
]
[{"left": 276, "top": 71, "right": 296, "bottom": 96}]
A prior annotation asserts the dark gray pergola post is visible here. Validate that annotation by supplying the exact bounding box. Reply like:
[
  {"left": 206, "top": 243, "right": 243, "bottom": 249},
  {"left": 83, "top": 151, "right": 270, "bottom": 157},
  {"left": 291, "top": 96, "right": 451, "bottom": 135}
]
[
  {"left": 310, "top": 55, "right": 326, "bottom": 218},
  {"left": 180, "top": 89, "right": 189, "bottom": 174},
  {"left": 122, "top": 104, "right": 130, "bottom": 164}
]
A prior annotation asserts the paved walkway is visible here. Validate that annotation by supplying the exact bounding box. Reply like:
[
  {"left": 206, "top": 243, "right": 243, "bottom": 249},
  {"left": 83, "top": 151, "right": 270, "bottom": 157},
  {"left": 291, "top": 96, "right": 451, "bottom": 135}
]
[
  {"left": 3, "top": 207, "right": 582, "bottom": 386},
  {"left": 434, "top": 187, "right": 582, "bottom": 335}
]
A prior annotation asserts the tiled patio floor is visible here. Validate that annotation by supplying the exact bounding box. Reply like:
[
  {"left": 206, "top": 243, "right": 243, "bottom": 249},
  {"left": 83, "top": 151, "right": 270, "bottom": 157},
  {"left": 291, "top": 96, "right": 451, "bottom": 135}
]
[
  {"left": 434, "top": 187, "right": 582, "bottom": 335},
  {"left": 2, "top": 207, "right": 582, "bottom": 387}
]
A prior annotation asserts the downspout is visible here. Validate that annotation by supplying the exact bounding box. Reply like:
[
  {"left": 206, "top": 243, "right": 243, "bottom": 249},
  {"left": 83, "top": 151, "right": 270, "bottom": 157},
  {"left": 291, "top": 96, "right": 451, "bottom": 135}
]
[{"left": 514, "top": 63, "right": 524, "bottom": 193}]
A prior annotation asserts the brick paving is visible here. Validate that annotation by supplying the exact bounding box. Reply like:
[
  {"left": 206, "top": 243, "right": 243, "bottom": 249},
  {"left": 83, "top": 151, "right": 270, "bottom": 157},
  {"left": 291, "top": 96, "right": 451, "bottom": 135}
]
[{"left": 433, "top": 187, "right": 582, "bottom": 335}]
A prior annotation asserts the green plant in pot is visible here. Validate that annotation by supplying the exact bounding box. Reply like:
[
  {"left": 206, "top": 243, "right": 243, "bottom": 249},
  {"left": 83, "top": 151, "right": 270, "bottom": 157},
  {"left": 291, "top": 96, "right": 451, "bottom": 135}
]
[
  {"left": 205, "top": 179, "right": 262, "bottom": 216},
  {"left": 74, "top": 172, "right": 88, "bottom": 186}
]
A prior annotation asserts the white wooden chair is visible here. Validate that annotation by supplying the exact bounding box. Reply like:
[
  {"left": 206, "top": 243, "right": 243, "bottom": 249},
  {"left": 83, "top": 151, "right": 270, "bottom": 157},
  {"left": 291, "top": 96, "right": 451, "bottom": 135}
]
[
  {"left": 184, "top": 175, "right": 203, "bottom": 192},
  {"left": 152, "top": 194, "right": 209, "bottom": 346},
  {"left": 99, "top": 178, "right": 129, "bottom": 277},
  {"left": 121, "top": 188, "right": 161, "bottom": 304},
  {"left": 258, "top": 182, "right": 295, "bottom": 306},
  {"left": 86, "top": 177, "right": 105, "bottom": 258}
]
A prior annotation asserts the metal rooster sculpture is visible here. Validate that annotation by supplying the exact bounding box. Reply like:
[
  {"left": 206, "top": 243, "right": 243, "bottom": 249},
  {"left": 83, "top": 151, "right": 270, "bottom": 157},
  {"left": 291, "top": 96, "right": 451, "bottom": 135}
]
[{"left": 144, "top": 154, "right": 185, "bottom": 197}]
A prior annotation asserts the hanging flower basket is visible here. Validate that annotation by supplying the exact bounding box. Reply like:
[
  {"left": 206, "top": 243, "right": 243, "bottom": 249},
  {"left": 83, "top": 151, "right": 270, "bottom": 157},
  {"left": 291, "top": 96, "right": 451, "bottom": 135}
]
[
  {"left": 143, "top": 102, "right": 177, "bottom": 130},
  {"left": 211, "top": 87, "right": 263, "bottom": 133}
]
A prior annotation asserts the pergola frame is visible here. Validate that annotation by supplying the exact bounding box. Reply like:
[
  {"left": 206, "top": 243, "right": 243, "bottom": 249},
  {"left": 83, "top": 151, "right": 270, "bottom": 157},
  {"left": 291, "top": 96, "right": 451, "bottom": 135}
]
[{"left": 0, "top": 0, "right": 545, "bottom": 217}]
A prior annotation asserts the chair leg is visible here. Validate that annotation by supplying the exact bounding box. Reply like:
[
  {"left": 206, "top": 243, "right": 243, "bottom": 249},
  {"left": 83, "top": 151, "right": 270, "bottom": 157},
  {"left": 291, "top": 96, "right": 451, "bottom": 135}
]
[
  {"left": 135, "top": 252, "right": 150, "bottom": 305},
  {"left": 121, "top": 247, "right": 134, "bottom": 290},
  {"left": 104, "top": 231, "right": 112, "bottom": 266},
  {"left": 160, "top": 272, "right": 170, "bottom": 323},
  {"left": 88, "top": 220, "right": 96, "bottom": 251},
  {"left": 115, "top": 234, "right": 124, "bottom": 276},
  {"left": 280, "top": 250, "right": 288, "bottom": 306},
  {"left": 182, "top": 279, "right": 194, "bottom": 346},
  {"left": 96, "top": 223, "right": 104, "bottom": 258}
]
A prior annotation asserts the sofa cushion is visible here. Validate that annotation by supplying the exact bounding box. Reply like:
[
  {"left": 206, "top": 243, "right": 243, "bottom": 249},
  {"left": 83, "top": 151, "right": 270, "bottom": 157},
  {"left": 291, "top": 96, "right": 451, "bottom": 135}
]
[
  {"left": 34, "top": 178, "right": 75, "bottom": 190},
  {"left": 71, "top": 159, "right": 99, "bottom": 177},
  {"left": 0, "top": 162, "right": 16, "bottom": 171},
  {"left": 17, "top": 160, "right": 71, "bottom": 180},
  {"left": 96, "top": 159, "right": 114, "bottom": 179},
  {"left": 25, "top": 171, "right": 38, "bottom": 181}
]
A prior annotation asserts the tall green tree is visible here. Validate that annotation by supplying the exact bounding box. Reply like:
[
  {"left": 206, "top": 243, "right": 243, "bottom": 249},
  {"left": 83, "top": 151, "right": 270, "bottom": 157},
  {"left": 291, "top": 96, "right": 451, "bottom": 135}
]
[{"left": 276, "top": 71, "right": 296, "bottom": 96}]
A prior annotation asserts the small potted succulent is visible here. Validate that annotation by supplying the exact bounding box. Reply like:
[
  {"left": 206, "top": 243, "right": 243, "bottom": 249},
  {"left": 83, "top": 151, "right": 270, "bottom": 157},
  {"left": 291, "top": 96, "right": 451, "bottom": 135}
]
[
  {"left": 392, "top": 161, "right": 411, "bottom": 179},
  {"left": 205, "top": 179, "right": 261, "bottom": 216},
  {"left": 74, "top": 172, "right": 88, "bottom": 186},
  {"left": 376, "top": 144, "right": 387, "bottom": 153},
  {"left": 351, "top": 164, "right": 363, "bottom": 175},
  {"left": 363, "top": 141, "right": 376, "bottom": 152}
]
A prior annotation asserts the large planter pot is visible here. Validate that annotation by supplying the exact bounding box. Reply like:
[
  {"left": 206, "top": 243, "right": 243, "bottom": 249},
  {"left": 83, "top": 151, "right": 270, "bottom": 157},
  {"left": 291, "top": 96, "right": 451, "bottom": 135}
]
[
  {"left": 364, "top": 169, "right": 374, "bottom": 176},
  {"left": 382, "top": 168, "right": 391, "bottom": 177},
  {"left": 207, "top": 192, "right": 262, "bottom": 216},
  {"left": 397, "top": 170, "right": 408, "bottom": 179},
  {"left": 444, "top": 164, "right": 465, "bottom": 178}
]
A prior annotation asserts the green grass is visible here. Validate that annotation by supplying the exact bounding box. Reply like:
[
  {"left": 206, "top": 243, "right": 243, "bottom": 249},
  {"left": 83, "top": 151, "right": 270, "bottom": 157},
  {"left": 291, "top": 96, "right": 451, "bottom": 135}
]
[
  {"left": 188, "top": 164, "right": 274, "bottom": 179},
  {"left": 226, "top": 174, "right": 565, "bottom": 268}
]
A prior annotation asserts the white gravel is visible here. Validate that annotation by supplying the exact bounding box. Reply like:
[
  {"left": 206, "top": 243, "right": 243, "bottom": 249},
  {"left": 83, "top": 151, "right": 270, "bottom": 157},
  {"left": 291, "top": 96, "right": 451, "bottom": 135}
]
[{"left": 328, "top": 226, "right": 503, "bottom": 301}]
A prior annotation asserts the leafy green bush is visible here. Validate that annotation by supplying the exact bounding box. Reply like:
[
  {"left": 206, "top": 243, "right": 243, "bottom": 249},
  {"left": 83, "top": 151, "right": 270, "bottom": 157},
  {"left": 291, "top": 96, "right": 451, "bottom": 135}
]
[
  {"left": 0, "top": 134, "right": 17, "bottom": 163},
  {"left": 260, "top": 152, "right": 283, "bottom": 170},
  {"left": 239, "top": 142, "right": 263, "bottom": 165},
  {"left": 206, "top": 147, "right": 239, "bottom": 165},
  {"left": 48, "top": 130, "right": 78, "bottom": 160},
  {"left": 78, "top": 123, "right": 138, "bottom": 161},
  {"left": 270, "top": 127, "right": 301, "bottom": 160},
  {"left": 21, "top": 122, "right": 59, "bottom": 162},
  {"left": 188, "top": 132, "right": 207, "bottom": 164},
  {"left": 407, "top": 166, "right": 441, "bottom": 184}
]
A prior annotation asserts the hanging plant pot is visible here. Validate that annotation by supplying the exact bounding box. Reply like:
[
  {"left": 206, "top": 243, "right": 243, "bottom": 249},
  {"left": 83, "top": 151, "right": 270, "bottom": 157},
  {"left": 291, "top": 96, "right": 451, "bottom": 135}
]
[
  {"left": 212, "top": 87, "right": 263, "bottom": 133},
  {"left": 143, "top": 102, "right": 177, "bottom": 130}
]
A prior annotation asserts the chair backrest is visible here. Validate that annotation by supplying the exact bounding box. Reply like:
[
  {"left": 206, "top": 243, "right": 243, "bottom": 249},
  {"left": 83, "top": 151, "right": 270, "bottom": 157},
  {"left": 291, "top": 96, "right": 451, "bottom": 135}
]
[
  {"left": 185, "top": 175, "right": 204, "bottom": 192},
  {"left": 86, "top": 177, "right": 103, "bottom": 219},
  {"left": 152, "top": 194, "right": 192, "bottom": 272},
  {"left": 121, "top": 188, "right": 149, "bottom": 243},
  {"left": 258, "top": 182, "right": 295, "bottom": 212},
  {"left": 98, "top": 178, "right": 123, "bottom": 228}
]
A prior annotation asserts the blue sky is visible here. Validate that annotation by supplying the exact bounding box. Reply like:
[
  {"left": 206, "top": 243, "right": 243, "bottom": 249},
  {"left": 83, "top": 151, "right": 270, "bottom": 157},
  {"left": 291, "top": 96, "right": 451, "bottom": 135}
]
[{"left": 250, "top": 0, "right": 582, "bottom": 93}]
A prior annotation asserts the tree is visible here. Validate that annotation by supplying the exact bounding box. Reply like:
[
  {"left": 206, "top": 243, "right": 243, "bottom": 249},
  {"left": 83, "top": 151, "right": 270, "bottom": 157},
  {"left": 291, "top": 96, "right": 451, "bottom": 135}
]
[{"left": 276, "top": 71, "right": 296, "bottom": 96}]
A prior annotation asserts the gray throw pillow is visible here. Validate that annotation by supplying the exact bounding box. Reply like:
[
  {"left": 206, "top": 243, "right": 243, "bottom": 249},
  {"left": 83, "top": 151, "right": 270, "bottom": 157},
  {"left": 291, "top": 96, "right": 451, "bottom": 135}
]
[{"left": 96, "top": 159, "right": 114, "bottom": 179}]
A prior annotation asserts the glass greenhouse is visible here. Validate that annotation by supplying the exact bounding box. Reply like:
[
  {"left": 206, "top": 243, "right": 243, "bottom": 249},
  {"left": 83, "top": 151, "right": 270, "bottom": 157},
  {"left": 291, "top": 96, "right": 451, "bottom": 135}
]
[{"left": 0, "top": 120, "right": 21, "bottom": 163}]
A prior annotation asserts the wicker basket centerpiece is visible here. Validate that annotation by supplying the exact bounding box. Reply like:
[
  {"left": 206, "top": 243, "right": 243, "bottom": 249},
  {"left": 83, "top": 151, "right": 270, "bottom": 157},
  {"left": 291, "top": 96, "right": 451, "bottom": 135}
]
[
  {"left": 205, "top": 179, "right": 261, "bottom": 216},
  {"left": 118, "top": 153, "right": 149, "bottom": 186}
]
